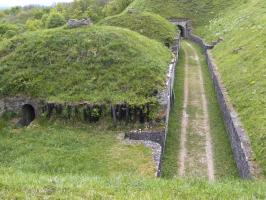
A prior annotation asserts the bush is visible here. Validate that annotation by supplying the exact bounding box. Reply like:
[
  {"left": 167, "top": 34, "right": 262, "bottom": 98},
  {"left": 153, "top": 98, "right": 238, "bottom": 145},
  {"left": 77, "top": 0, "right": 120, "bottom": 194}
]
[
  {"left": 45, "top": 12, "right": 66, "bottom": 28},
  {"left": 26, "top": 19, "right": 42, "bottom": 31},
  {"left": 0, "top": 23, "right": 19, "bottom": 36},
  {"left": 3, "top": 30, "right": 17, "bottom": 38},
  {"left": 103, "top": 0, "right": 134, "bottom": 16}
]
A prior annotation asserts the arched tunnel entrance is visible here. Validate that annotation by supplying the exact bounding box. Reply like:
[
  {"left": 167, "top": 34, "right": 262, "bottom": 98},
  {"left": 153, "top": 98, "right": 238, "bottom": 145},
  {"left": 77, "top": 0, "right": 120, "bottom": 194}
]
[
  {"left": 178, "top": 25, "right": 185, "bottom": 38},
  {"left": 19, "top": 104, "right": 36, "bottom": 126}
]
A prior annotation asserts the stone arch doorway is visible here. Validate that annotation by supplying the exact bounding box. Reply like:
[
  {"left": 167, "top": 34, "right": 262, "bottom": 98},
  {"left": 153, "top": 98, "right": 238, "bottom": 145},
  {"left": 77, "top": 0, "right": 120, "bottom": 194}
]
[
  {"left": 178, "top": 25, "right": 185, "bottom": 37},
  {"left": 19, "top": 104, "right": 36, "bottom": 126}
]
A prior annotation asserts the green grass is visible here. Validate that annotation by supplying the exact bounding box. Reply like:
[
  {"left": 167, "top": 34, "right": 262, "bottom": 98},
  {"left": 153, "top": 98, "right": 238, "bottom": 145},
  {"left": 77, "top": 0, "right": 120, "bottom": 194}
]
[
  {"left": 162, "top": 48, "right": 184, "bottom": 178},
  {"left": 0, "top": 174, "right": 266, "bottom": 199},
  {"left": 99, "top": 11, "right": 178, "bottom": 45},
  {"left": 128, "top": 0, "right": 242, "bottom": 29},
  {"left": 0, "top": 25, "right": 171, "bottom": 106},
  {"left": 103, "top": 0, "right": 134, "bottom": 16},
  {"left": 199, "top": 0, "right": 266, "bottom": 176},
  {"left": 0, "top": 117, "right": 156, "bottom": 177}
]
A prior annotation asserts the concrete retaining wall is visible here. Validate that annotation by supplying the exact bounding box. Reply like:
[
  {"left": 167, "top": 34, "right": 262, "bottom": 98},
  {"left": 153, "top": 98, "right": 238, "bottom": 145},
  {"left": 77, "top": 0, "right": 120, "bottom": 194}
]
[{"left": 188, "top": 34, "right": 259, "bottom": 179}]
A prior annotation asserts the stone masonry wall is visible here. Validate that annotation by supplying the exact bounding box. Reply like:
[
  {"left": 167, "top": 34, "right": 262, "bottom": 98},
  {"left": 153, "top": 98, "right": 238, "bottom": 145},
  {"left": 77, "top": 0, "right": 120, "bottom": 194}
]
[
  {"left": 126, "top": 33, "right": 180, "bottom": 177},
  {"left": 188, "top": 34, "right": 259, "bottom": 179},
  {"left": 0, "top": 97, "right": 42, "bottom": 117}
]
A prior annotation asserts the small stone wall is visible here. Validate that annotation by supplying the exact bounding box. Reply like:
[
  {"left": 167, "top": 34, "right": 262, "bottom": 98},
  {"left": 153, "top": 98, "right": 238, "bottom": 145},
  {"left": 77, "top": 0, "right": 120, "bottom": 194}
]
[
  {"left": 0, "top": 97, "right": 42, "bottom": 117},
  {"left": 188, "top": 34, "right": 259, "bottom": 179}
]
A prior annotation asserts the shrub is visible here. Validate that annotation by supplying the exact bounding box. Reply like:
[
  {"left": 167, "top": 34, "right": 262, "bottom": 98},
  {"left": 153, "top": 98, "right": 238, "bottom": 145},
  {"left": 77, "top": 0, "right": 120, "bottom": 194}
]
[
  {"left": 45, "top": 12, "right": 66, "bottom": 28},
  {"left": 0, "top": 23, "right": 19, "bottom": 36},
  {"left": 26, "top": 19, "right": 43, "bottom": 31},
  {"left": 103, "top": 0, "right": 134, "bottom": 16}
]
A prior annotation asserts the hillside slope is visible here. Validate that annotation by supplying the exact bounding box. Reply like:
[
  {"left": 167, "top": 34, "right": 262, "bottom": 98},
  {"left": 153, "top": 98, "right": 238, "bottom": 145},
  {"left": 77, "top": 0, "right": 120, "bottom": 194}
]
[
  {"left": 200, "top": 0, "right": 266, "bottom": 176},
  {"left": 99, "top": 11, "right": 177, "bottom": 45},
  {"left": 0, "top": 26, "right": 171, "bottom": 105},
  {"left": 128, "top": 0, "right": 241, "bottom": 29}
]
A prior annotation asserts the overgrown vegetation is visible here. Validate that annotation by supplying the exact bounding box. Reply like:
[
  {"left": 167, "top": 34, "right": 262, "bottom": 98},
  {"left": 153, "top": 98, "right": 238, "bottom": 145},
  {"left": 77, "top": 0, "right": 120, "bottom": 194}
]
[
  {"left": 0, "top": 25, "right": 171, "bottom": 106},
  {"left": 128, "top": 0, "right": 242, "bottom": 30},
  {"left": 99, "top": 11, "right": 177, "bottom": 45},
  {"left": 103, "top": 0, "right": 134, "bottom": 16}
]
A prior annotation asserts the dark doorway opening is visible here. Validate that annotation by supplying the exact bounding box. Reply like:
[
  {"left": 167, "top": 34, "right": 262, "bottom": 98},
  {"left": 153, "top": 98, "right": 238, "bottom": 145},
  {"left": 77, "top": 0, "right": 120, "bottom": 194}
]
[
  {"left": 19, "top": 104, "right": 36, "bottom": 126},
  {"left": 178, "top": 25, "right": 185, "bottom": 37}
]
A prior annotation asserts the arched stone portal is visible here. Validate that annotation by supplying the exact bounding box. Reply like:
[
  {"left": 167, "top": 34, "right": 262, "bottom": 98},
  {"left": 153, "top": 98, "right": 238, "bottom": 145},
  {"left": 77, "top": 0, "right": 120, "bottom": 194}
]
[
  {"left": 19, "top": 104, "right": 36, "bottom": 126},
  {"left": 178, "top": 25, "right": 185, "bottom": 37},
  {"left": 170, "top": 19, "right": 192, "bottom": 38}
]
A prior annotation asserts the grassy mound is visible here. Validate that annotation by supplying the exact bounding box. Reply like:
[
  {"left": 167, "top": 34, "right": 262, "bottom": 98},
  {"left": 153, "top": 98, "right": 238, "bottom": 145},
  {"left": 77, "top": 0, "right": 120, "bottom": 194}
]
[
  {"left": 0, "top": 25, "right": 171, "bottom": 105},
  {"left": 99, "top": 11, "right": 177, "bottom": 45},
  {"left": 128, "top": 0, "right": 242, "bottom": 29},
  {"left": 200, "top": 0, "right": 266, "bottom": 176}
]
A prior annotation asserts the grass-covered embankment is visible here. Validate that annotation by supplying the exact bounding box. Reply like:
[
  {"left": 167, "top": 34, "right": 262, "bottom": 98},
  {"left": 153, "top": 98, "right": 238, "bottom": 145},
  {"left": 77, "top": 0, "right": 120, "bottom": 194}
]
[
  {"left": 200, "top": 0, "right": 266, "bottom": 176},
  {"left": 128, "top": 0, "right": 241, "bottom": 29},
  {"left": 0, "top": 117, "right": 156, "bottom": 177},
  {"left": 0, "top": 25, "right": 171, "bottom": 106},
  {"left": 99, "top": 11, "right": 177, "bottom": 45}
]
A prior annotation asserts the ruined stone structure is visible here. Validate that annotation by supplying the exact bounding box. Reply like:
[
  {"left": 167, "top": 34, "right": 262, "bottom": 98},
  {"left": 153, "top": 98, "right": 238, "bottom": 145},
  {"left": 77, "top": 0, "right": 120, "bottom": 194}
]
[{"left": 67, "top": 18, "right": 93, "bottom": 28}]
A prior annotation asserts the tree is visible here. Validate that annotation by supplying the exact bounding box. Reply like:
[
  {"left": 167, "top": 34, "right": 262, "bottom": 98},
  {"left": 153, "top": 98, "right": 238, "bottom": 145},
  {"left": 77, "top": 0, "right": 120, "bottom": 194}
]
[{"left": 45, "top": 12, "right": 66, "bottom": 28}]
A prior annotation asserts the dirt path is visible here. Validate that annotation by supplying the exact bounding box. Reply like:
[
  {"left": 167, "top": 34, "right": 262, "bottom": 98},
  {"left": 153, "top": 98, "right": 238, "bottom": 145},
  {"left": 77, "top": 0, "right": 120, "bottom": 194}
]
[{"left": 178, "top": 41, "right": 215, "bottom": 181}]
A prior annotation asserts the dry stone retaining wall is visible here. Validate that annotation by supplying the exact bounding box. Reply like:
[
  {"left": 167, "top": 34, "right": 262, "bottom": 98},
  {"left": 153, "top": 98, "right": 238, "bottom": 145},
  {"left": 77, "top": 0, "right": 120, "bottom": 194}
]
[{"left": 188, "top": 34, "right": 259, "bottom": 179}]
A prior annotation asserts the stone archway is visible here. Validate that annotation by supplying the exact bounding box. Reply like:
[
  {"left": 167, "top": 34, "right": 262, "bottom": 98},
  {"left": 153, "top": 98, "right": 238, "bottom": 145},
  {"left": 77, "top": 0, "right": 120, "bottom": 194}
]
[
  {"left": 19, "top": 104, "right": 36, "bottom": 126},
  {"left": 178, "top": 25, "right": 185, "bottom": 37},
  {"left": 170, "top": 19, "right": 192, "bottom": 38}
]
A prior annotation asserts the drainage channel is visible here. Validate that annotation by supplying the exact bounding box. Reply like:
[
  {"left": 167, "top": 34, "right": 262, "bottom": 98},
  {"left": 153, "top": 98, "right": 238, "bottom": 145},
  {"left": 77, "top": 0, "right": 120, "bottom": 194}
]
[{"left": 162, "top": 40, "right": 238, "bottom": 179}]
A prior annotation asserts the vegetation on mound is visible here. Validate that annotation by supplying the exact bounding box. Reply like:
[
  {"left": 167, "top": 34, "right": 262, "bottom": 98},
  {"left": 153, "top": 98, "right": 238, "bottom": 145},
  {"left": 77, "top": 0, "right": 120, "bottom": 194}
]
[
  {"left": 103, "top": 0, "right": 134, "bottom": 16},
  {"left": 128, "top": 0, "right": 242, "bottom": 29},
  {"left": 99, "top": 11, "right": 178, "bottom": 45},
  {"left": 0, "top": 25, "right": 171, "bottom": 105},
  {"left": 0, "top": 117, "right": 156, "bottom": 177},
  {"left": 200, "top": 0, "right": 266, "bottom": 176}
]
